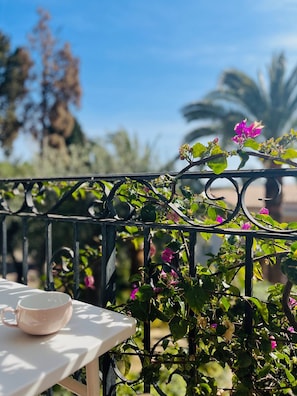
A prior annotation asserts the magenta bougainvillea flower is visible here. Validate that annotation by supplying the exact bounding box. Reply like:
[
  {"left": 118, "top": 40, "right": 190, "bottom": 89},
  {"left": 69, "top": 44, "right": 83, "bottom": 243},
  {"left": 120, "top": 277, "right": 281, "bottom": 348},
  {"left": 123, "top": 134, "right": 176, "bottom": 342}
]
[
  {"left": 84, "top": 275, "right": 95, "bottom": 289},
  {"left": 241, "top": 222, "right": 251, "bottom": 230},
  {"left": 216, "top": 215, "right": 224, "bottom": 224},
  {"left": 289, "top": 297, "right": 297, "bottom": 309},
  {"left": 270, "top": 336, "right": 277, "bottom": 349},
  {"left": 130, "top": 287, "right": 139, "bottom": 300},
  {"left": 232, "top": 119, "right": 263, "bottom": 145},
  {"left": 161, "top": 247, "right": 175, "bottom": 263},
  {"left": 259, "top": 207, "right": 269, "bottom": 215}
]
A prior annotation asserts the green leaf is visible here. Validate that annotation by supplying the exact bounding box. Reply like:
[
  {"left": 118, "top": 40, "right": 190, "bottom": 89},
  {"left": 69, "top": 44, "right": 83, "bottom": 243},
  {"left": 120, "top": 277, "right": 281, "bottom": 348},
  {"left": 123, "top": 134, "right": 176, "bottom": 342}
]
[
  {"left": 200, "top": 232, "right": 212, "bottom": 241},
  {"left": 237, "top": 351, "right": 252, "bottom": 368},
  {"left": 288, "top": 222, "right": 297, "bottom": 230},
  {"left": 291, "top": 241, "right": 297, "bottom": 252},
  {"left": 169, "top": 315, "right": 188, "bottom": 340},
  {"left": 219, "top": 295, "right": 231, "bottom": 312},
  {"left": 207, "top": 156, "right": 227, "bottom": 174},
  {"left": 129, "top": 300, "right": 150, "bottom": 321},
  {"left": 243, "top": 138, "right": 260, "bottom": 150},
  {"left": 192, "top": 142, "right": 207, "bottom": 158},
  {"left": 237, "top": 150, "right": 249, "bottom": 170},
  {"left": 125, "top": 225, "right": 138, "bottom": 234},
  {"left": 207, "top": 206, "right": 217, "bottom": 221},
  {"left": 285, "top": 368, "right": 296, "bottom": 385},
  {"left": 137, "top": 284, "right": 154, "bottom": 302},
  {"left": 283, "top": 148, "right": 297, "bottom": 159},
  {"left": 228, "top": 285, "right": 241, "bottom": 296},
  {"left": 140, "top": 204, "right": 156, "bottom": 222},
  {"left": 184, "top": 282, "right": 208, "bottom": 313},
  {"left": 258, "top": 364, "right": 272, "bottom": 378},
  {"left": 246, "top": 296, "right": 269, "bottom": 323}
]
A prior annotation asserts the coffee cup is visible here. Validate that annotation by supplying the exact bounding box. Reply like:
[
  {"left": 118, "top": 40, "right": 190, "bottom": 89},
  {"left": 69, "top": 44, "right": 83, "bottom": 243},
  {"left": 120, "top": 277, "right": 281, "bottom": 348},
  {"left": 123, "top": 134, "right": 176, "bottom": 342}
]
[{"left": 1, "top": 291, "right": 73, "bottom": 335}]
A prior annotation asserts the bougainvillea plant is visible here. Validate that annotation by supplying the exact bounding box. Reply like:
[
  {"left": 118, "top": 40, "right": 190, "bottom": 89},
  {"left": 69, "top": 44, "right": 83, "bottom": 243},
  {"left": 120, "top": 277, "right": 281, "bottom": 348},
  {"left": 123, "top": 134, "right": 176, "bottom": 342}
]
[{"left": 108, "top": 120, "right": 297, "bottom": 395}]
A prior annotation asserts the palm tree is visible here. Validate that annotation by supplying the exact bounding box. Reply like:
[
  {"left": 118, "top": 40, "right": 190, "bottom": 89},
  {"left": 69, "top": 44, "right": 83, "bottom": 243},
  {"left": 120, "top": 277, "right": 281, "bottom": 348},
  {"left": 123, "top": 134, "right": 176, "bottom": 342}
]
[
  {"left": 182, "top": 53, "right": 297, "bottom": 282},
  {"left": 182, "top": 53, "right": 297, "bottom": 148}
]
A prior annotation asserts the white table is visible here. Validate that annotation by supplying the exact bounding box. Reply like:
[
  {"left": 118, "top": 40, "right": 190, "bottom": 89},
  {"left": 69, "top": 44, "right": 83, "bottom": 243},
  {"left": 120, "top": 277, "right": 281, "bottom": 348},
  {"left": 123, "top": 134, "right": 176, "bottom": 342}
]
[{"left": 0, "top": 279, "right": 136, "bottom": 396}]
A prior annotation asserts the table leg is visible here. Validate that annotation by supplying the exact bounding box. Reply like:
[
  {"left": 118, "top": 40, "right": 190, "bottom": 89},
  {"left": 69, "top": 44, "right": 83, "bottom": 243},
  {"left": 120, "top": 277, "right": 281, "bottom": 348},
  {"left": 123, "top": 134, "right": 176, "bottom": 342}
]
[
  {"left": 86, "top": 358, "right": 100, "bottom": 396},
  {"left": 58, "top": 358, "right": 100, "bottom": 396}
]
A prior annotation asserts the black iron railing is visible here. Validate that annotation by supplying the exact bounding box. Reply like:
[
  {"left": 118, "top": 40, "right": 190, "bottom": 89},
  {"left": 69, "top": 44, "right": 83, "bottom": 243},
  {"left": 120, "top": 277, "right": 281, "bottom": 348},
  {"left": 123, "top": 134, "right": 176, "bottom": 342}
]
[{"left": 1, "top": 168, "right": 297, "bottom": 395}]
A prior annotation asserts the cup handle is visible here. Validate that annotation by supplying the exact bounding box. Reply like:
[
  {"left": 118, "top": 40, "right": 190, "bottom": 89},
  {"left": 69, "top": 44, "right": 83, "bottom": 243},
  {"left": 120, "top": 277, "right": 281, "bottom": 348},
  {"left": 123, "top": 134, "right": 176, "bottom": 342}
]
[{"left": 1, "top": 307, "right": 18, "bottom": 327}]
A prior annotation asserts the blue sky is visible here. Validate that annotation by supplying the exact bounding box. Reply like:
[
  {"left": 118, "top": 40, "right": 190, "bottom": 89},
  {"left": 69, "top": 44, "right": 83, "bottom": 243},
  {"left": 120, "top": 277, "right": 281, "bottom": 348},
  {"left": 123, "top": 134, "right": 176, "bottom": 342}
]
[{"left": 1, "top": 0, "right": 297, "bottom": 164}]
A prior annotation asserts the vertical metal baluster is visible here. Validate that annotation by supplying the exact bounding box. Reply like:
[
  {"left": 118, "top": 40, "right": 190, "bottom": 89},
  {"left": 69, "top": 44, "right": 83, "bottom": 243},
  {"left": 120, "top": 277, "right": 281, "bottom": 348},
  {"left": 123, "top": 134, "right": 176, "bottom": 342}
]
[
  {"left": 45, "top": 220, "right": 54, "bottom": 291},
  {"left": 188, "top": 231, "right": 197, "bottom": 357},
  {"left": 244, "top": 235, "right": 254, "bottom": 391},
  {"left": 101, "top": 223, "right": 117, "bottom": 396},
  {"left": 73, "top": 222, "right": 80, "bottom": 300},
  {"left": 101, "top": 223, "right": 117, "bottom": 307},
  {"left": 143, "top": 227, "right": 151, "bottom": 395},
  {"left": 1, "top": 217, "right": 7, "bottom": 278},
  {"left": 22, "top": 218, "right": 29, "bottom": 284},
  {"left": 244, "top": 235, "right": 253, "bottom": 334}
]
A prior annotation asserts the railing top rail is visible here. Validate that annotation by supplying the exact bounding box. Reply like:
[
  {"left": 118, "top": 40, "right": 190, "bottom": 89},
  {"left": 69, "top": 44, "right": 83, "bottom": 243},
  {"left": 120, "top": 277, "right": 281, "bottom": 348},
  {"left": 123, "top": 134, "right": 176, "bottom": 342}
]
[{"left": 0, "top": 166, "right": 296, "bottom": 183}]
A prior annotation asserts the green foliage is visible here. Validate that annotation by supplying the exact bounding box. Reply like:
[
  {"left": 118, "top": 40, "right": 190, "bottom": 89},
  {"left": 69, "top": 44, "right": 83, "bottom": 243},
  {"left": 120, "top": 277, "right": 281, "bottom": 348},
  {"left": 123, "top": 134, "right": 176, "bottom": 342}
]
[
  {"left": 28, "top": 130, "right": 161, "bottom": 177},
  {"left": 32, "top": 120, "right": 297, "bottom": 394},
  {"left": 108, "top": 125, "right": 297, "bottom": 395}
]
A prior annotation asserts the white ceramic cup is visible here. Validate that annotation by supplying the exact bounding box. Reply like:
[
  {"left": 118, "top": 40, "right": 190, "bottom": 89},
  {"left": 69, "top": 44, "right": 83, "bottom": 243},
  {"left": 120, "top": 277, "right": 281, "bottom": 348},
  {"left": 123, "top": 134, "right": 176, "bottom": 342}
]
[{"left": 1, "top": 291, "right": 73, "bottom": 335}]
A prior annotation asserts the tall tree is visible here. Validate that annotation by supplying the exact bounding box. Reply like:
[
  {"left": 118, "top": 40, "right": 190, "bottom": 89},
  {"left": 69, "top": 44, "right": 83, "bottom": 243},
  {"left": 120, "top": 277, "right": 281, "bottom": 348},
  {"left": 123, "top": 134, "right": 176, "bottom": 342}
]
[
  {"left": 0, "top": 32, "right": 32, "bottom": 155},
  {"left": 26, "top": 8, "right": 84, "bottom": 155},
  {"left": 182, "top": 53, "right": 297, "bottom": 149},
  {"left": 182, "top": 53, "right": 297, "bottom": 281}
]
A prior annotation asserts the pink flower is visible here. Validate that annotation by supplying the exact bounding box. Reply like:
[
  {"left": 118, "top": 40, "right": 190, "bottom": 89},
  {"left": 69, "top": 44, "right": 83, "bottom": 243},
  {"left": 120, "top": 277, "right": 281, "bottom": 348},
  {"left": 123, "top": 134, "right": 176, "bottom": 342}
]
[
  {"left": 289, "top": 297, "right": 297, "bottom": 309},
  {"left": 216, "top": 215, "right": 224, "bottom": 224},
  {"left": 161, "top": 248, "right": 174, "bottom": 263},
  {"left": 210, "top": 323, "right": 218, "bottom": 329},
  {"left": 288, "top": 326, "right": 296, "bottom": 333},
  {"left": 160, "top": 269, "right": 167, "bottom": 279},
  {"left": 130, "top": 287, "right": 139, "bottom": 300},
  {"left": 270, "top": 336, "right": 277, "bottom": 349},
  {"left": 259, "top": 207, "right": 269, "bottom": 215},
  {"left": 170, "top": 269, "right": 178, "bottom": 278},
  {"left": 232, "top": 119, "right": 263, "bottom": 145},
  {"left": 84, "top": 275, "right": 95, "bottom": 289},
  {"left": 241, "top": 222, "right": 251, "bottom": 230}
]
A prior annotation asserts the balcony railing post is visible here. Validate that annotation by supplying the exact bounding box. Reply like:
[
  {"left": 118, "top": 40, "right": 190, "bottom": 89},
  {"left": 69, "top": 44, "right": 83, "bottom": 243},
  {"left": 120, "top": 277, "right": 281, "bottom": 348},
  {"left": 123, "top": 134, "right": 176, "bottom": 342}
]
[
  {"left": 22, "top": 218, "right": 29, "bottom": 284},
  {"left": 1, "top": 217, "right": 7, "bottom": 278},
  {"left": 73, "top": 222, "right": 80, "bottom": 300},
  {"left": 45, "top": 221, "right": 54, "bottom": 291},
  {"left": 244, "top": 235, "right": 254, "bottom": 334},
  {"left": 143, "top": 227, "right": 151, "bottom": 394},
  {"left": 101, "top": 223, "right": 117, "bottom": 396}
]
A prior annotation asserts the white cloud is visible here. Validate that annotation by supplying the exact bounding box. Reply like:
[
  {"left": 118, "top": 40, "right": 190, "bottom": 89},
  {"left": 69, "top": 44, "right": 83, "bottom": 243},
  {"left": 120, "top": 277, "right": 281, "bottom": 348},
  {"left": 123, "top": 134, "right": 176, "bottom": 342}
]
[{"left": 264, "top": 33, "right": 297, "bottom": 51}]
